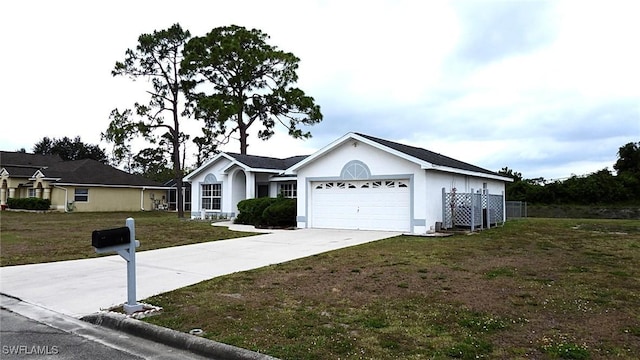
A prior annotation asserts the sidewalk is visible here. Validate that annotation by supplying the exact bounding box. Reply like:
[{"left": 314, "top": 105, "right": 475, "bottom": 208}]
[{"left": 0, "top": 223, "right": 397, "bottom": 318}]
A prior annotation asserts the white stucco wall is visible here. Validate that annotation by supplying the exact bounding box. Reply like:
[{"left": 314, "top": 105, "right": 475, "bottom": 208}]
[
  {"left": 187, "top": 157, "right": 232, "bottom": 218},
  {"left": 423, "top": 171, "right": 506, "bottom": 231},
  {"left": 294, "top": 138, "right": 507, "bottom": 233},
  {"left": 294, "top": 140, "right": 427, "bottom": 233}
]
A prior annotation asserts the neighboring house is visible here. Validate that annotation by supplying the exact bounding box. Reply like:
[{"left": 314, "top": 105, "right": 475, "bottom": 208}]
[
  {"left": 184, "top": 152, "right": 306, "bottom": 218},
  {"left": 185, "top": 132, "right": 512, "bottom": 233},
  {"left": 0, "top": 151, "right": 169, "bottom": 212},
  {"left": 163, "top": 178, "right": 192, "bottom": 212}
]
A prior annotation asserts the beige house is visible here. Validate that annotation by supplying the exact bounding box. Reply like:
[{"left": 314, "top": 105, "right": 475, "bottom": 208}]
[{"left": 1, "top": 151, "right": 169, "bottom": 212}]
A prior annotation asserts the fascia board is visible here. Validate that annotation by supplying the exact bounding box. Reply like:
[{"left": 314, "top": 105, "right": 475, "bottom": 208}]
[
  {"left": 423, "top": 164, "right": 514, "bottom": 182},
  {"left": 269, "top": 176, "right": 297, "bottom": 182},
  {"left": 285, "top": 133, "right": 355, "bottom": 174},
  {"left": 54, "top": 183, "right": 171, "bottom": 189},
  {"left": 222, "top": 160, "right": 283, "bottom": 174},
  {"left": 249, "top": 168, "right": 283, "bottom": 174},
  {"left": 285, "top": 132, "right": 431, "bottom": 174},
  {"left": 221, "top": 160, "right": 248, "bottom": 173},
  {"left": 184, "top": 153, "right": 234, "bottom": 181}
]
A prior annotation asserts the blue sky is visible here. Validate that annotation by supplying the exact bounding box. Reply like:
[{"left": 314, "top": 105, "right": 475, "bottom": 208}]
[{"left": 1, "top": 0, "right": 638, "bottom": 180}]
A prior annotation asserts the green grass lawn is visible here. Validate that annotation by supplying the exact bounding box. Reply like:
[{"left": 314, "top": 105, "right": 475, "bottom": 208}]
[
  {"left": 3, "top": 212, "right": 639, "bottom": 359},
  {"left": 141, "top": 218, "right": 640, "bottom": 360},
  {"left": 0, "top": 211, "right": 256, "bottom": 266}
]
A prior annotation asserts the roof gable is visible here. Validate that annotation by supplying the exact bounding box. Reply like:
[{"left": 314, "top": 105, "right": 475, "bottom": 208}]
[
  {"left": 184, "top": 152, "right": 308, "bottom": 181},
  {"left": 287, "top": 132, "right": 510, "bottom": 181},
  {"left": 226, "top": 153, "right": 308, "bottom": 171}
]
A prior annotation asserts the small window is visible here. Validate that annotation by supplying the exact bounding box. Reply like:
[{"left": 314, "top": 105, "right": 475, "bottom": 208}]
[
  {"left": 325, "top": 183, "right": 334, "bottom": 189},
  {"left": 75, "top": 188, "right": 89, "bottom": 202},
  {"left": 315, "top": 184, "right": 323, "bottom": 190},
  {"left": 361, "top": 182, "right": 370, "bottom": 188},
  {"left": 279, "top": 183, "right": 297, "bottom": 198},
  {"left": 398, "top": 181, "right": 408, "bottom": 188},
  {"left": 385, "top": 181, "right": 395, "bottom": 188},
  {"left": 372, "top": 181, "right": 382, "bottom": 188},
  {"left": 28, "top": 188, "right": 36, "bottom": 198},
  {"left": 336, "top": 182, "right": 345, "bottom": 189},
  {"left": 348, "top": 183, "right": 356, "bottom": 189}
]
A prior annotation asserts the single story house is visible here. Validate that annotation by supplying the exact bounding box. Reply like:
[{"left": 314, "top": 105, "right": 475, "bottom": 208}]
[
  {"left": 0, "top": 151, "right": 169, "bottom": 212},
  {"left": 184, "top": 132, "right": 512, "bottom": 233},
  {"left": 183, "top": 152, "right": 306, "bottom": 217}
]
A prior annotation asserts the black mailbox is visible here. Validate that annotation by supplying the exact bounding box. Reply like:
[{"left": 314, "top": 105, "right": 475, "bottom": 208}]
[{"left": 92, "top": 227, "right": 131, "bottom": 248}]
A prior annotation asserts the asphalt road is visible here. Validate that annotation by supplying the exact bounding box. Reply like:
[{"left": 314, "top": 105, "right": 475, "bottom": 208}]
[
  {"left": 0, "top": 295, "right": 216, "bottom": 360},
  {"left": 1, "top": 308, "right": 142, "bottom": 360}
]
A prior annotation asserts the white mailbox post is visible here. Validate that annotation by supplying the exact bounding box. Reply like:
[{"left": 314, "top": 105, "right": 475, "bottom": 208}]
[{"left": 92, "top": 217, "right": 143, "bottom": 314}]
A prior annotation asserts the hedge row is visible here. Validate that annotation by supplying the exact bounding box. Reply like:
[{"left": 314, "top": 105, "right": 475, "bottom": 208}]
[
  {"left": 235, "top": 197, "right": 296, "bottom": 228},
  {"left": 7, "top": 197, "right": 52, "bottom": 210}
]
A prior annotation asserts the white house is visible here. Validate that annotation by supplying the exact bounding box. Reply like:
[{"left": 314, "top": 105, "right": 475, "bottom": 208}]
[
  {"left": 183, "top": 152, "right": 306, "bottom": 218},
  {"left": 184, "top": 132, "right": 512, "bottom": 233}
]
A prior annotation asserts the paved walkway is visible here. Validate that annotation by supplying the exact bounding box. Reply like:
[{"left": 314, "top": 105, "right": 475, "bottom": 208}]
[{"left": 0, "top": 223, "right": 398, "bottom": 318}]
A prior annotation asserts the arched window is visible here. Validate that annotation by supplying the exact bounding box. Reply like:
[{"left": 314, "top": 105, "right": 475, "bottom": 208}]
[
  {"left": 204, "top": 173, "right": 217, "bottom": 184},
  {"left": 340, "top": 160, "right": 371, "bottom": 180}
]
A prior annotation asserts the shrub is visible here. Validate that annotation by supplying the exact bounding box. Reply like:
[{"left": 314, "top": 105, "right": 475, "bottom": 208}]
[
  {"left": 235, "top": 197, "right": 279, "bottom": 225},
  {"left": 261, "top": 198, "right": 296, "bottom": 228},
  {"left": 7, "top": 197, "right": 51, "bottom": 211},
  {"left": 235, "top": 197, "right": 296, "bottom": 228}
]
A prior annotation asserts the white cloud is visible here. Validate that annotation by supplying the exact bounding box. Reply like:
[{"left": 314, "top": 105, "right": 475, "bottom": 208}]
[{"left": 1, "top": 0, "right": 638, "bottom": 180}]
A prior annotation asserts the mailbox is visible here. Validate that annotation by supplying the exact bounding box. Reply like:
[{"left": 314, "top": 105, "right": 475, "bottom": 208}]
[{"left": 92, "top": 227, "right": 131, "bottom": 248}]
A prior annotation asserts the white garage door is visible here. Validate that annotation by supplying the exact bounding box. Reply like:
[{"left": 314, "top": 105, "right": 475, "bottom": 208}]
[{"left": 310, "top": 179, "right": 410, "bottom": 232}]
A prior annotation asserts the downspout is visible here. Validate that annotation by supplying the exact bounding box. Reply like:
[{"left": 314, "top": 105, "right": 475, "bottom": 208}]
[
  {"left": 52, "top": 185, "right": 68, "bottom": 212},
  {"left": 140, "top": 187, "right": 145, "bottom": 211}
]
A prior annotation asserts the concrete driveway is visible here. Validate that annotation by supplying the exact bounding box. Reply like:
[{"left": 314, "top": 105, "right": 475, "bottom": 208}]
[{"left": 0, "top": 223, "right": 398, "bottom": 318}]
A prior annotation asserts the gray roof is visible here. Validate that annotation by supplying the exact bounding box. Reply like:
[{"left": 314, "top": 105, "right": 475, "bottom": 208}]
[
  {"left": 1, "top": 151, "right": 63, "bottom": 177},
  {"left": 44, "top": 159, "right": 164, "bottom": 187},
  {"left": 355, "top": 133, "right": 500, "bottom": 177},
  {"left": 1, "top": 151, "right": 164, "bottom": 187},
  {"left": 226, "top": 153, "right": 308, "bottom": 170}
]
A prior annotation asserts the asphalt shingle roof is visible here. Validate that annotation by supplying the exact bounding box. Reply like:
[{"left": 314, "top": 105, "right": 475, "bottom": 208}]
[
  {"left": 1, "top": 151, "right": 63, "bottom": 177},
  {"left": 355, "top": 133, "right": 500, "bottom": 176},
  {"left": 1, "top": 151, "right": 164, "bottom": 187},
  {"left": 226, "top": 153, "right": 308, "bottom": 170},
  {"left": 44, "top": 159, "right": 164, "bottom": 186}
]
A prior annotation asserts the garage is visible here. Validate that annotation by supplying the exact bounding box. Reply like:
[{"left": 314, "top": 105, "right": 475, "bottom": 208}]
[{"left": 310, "top": 179, "right": 410, "bottom": 231}]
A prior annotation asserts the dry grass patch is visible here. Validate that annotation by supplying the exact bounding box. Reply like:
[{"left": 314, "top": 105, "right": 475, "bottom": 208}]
[
  {"left": 0, "top": 211, "right": 255, "bottom": 266},
  {"left": 143, "top": 218, "right": 640, "bottom": 359}
]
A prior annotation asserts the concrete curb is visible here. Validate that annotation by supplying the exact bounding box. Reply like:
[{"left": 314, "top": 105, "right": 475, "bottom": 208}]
[{"left": 81, "top": 312, "right": 278, "bottom": 360}]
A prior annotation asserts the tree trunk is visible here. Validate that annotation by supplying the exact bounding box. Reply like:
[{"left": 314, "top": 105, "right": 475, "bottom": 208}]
[
  {"left": 238, "top": 109, "right": 248, "bottom": 155},
  {"left": 173, "top": 119, "right": 184, "bottom": 219}
]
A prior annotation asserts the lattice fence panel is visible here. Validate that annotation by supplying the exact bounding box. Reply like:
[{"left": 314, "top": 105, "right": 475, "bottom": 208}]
[
  {"left": 443, "top": 189, "right": 503, "bottom": 230},
  {"left": 488, "top": 194, "right": 504, "bottom": 225}
]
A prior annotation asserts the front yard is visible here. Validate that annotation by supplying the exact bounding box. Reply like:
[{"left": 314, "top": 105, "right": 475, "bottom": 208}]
[
  {"left": 0, "top": 211, "right": 255, "bottom": 266},
  {"left": 2, "top": 212, "right": 639, "bottom": 359},
  {"left": 142, "top": 218, "right": 640, "bottom": 359}
]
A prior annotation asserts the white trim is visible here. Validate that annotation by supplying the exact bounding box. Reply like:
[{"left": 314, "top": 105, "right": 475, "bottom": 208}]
[
  {"left": 53, "top": 183, "right": 170, "bottom": 190},
  {"left": 286, "top": 132, "right": 512, "bottom": 182},
  {"left": 423, "top": 165, "right": 514, "bottom": 182},
  {"left": 184, "top": 153, "right": 236, "bottom": 181},
  {"left": 286, "top": 132, "right": 430, "bottom": 173},
  {"left": 269, "top": 176, "right": 297, "bottom": 182},
  {"left": 220, "top": 160, "right": 282, "bottom": 175}
]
